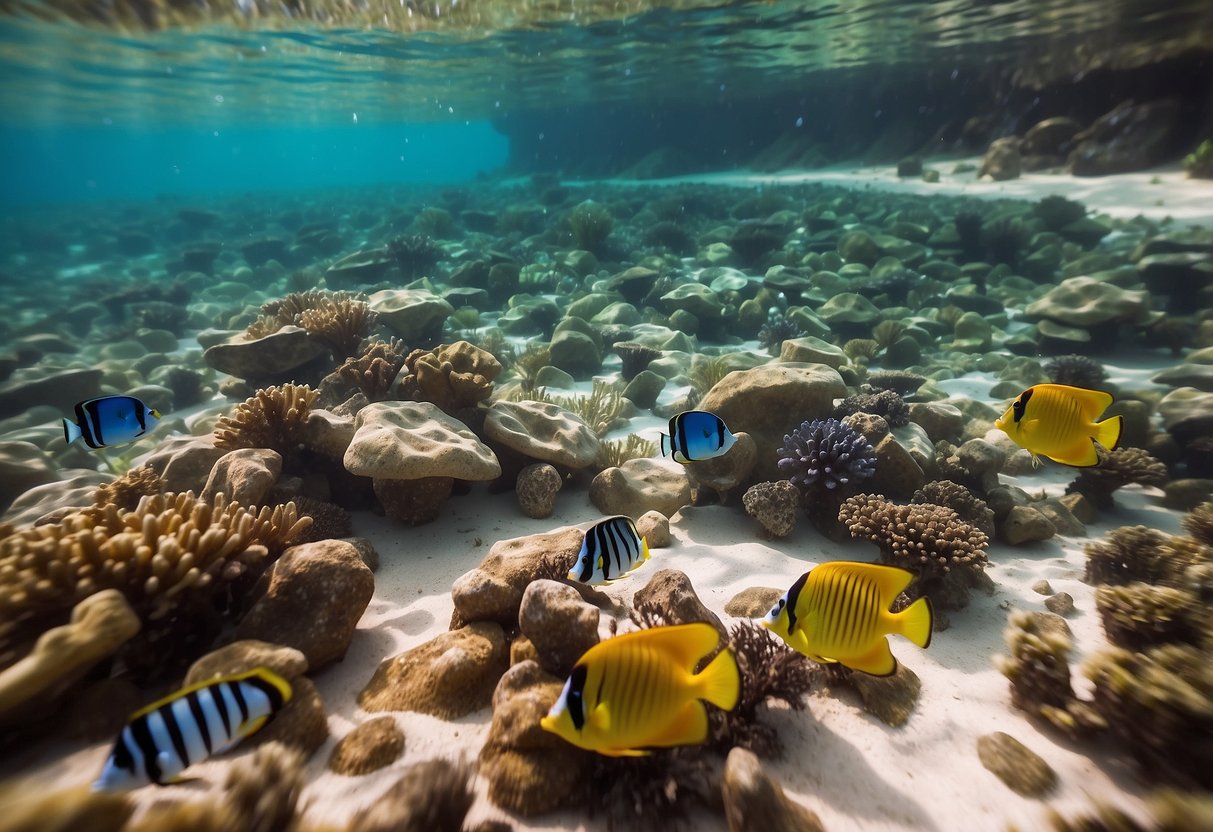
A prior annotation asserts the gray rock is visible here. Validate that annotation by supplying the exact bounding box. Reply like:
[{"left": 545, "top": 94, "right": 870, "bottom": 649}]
[
  {"left": 722, "top": 747, "right": 824, "bottom": 832},
  {"left": 1000, "top": 505, "right": 1056, "bottom": 545},
  {"left": 203, "top": 326, "right": 328, "bottom": 381},
  {"left": 622, "top": 370, "right": 665, "bottom": 410},
  {"left": 1044, "top": 592, "right": 1075, "bottom": 616}
]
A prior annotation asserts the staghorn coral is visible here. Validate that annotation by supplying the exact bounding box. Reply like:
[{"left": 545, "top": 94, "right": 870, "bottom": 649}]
[
  {"left": 839, "top": 494, "right": 991, "bottom": 610},
  {"left": 597, "top": 435, "right": 658, "bottom": 470},
  {"left": 833, "top": 389, "right": 911, "bottom": 428},
  {"left": 742, "top": 480, "right": 800, "bottom": 539},
  {"left": 397, "top": 340, "right": 503, "bottom": 414},
  {"left": 613, "top": 341, "right": 661, "bottom": 382},
  {"left": 1184, "top": 500, "right": 1213, "bottom": 546},
  {"left": 214, "top": 383, "right": 318, "bottom": 467},
  {"left": 90, "top": 465, "right": 165, "bottom": 514},
  {"left": 550, "top": 380, "right": 627, "bottom": 438},
  {"left": 711, "top": 621, "right": 813, "bottom": 757},
  {"left": 1085, "top": 643, "right": 1213, "bottom": 789},
  {"left": 337, "top": 338, "right": 408, "bottom": 403},
  {"left": 911, "top": 480, "right": 996, "bottom": 538},
  {"left": 295, "top": 294, "right": 377, "bottom": 359},
  {"left": 777, "top": 418, "right": 876, "bottom": 492},
  {"left": 1065, "top": 447, "right": 1169, "bottom": 509},
  {"left": 0, "top": 493, "right": 310, "bottom": 667},
  {"left": 757, "top": 313, "right": 805, "bottom": 357},
  {"left": 1094, "top": 583, "right": 1203, "bottom": 651},
  {"left": 1044, "top": 354, "right": 1108, "bottom": 389}
]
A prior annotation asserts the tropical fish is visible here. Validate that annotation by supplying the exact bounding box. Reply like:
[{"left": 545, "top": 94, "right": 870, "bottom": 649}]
[
  {"left": 568, "top": 515, "right": 651, "bottom": 584},
  {"left": 659, "top": 410, "right": 736, "bottom": 464},
  {"left": 63, "top": 395, "right": 161, "bottom": 450},
  {"left": 762, "top": 561, "right": 933, "bottom": 677},
  {"left": 93, "top": 667, "right": 292, "bottom": 791},
  {"left": 994, "top": 383, "right": 1122, "bottom": 467},
  {"left": 540, "top": 622, "right": 740, "bottom": 757}
]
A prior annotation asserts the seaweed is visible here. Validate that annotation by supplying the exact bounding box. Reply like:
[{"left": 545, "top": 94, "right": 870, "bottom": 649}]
[{"left": 597, "top": 435, "right": 658, "bottom": 470}]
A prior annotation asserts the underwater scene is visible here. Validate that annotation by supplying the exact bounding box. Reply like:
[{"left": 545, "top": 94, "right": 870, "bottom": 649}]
[{"left": 3, "top": 0, "right": 1213, "bottom": 829}]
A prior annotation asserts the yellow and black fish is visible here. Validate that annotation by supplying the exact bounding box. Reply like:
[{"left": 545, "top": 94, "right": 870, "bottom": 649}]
[
  {"left": 762, "top": 561, "right": 932, "bottom": 676},
  {"left": 994, "top": 383, "right": 1122, "bottom": 467},
  {"left": 540, "top": 622, "right": 739, "bottom": 756},
  {"left": 93, "top": 667, "right": 291, "bottom": 791}
]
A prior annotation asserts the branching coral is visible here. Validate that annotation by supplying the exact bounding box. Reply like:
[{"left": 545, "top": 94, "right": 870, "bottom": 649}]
[
  {"left": 1095, "top": 583, "right": 1203, "bottom": 651},
  {"left": 1065, "top": 447, "right": 1169, "bottom": 509},
  {"left": 839, "top": 494, "right": 991, "bottom": 610},
  {"left": 90, "top": 465, "right": 166, "bottom": 514},
  {"left": 757, "top": 313, "right": 805, "bottom": 356},
  {"left": 833, "top": 389, "right": 911, "bottom": 428},
  {"left": 911, "top": 480, "right": 996, "bottom": 538},
  {"left": 711, "top": 621, "right": 813, "bottom": 757},
  {"left": 214, "top": 383, "right": 318, "bottom": 467},
  {"left": 397, "top": 340, "right": 503, "bottom": 414},
  {"left": 778, "top": 419, "right": 876, "bottom": 492},
  {"left": 0, "top": 493, "right": 310, "bottom": 665},
  {"left": 550, "top": 380, "right": 627, "bottom": 438},
  {"left": 613, "top": 341, "right": 662, "bottom": 382},
  {"left": 246, "top": 291, "right": 331, "bottom": 338},
  {"left": 1044, "top": 354, "right": 1108, "bottom": 389},
  {"left": 295, "top": 294, "right": 377, "bottom": 359},
  {"left": 597, "top": 435, "right": 658, "bottom": 470},
  {"left": 337, "top": 338, "right": 408, "bottom": 403}
]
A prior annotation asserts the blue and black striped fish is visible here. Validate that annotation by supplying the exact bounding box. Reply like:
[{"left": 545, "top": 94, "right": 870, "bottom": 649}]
[
  {"left": 659, "top": 410, "right": 736, "bottom": 464},
  {"left": 63, "top": 395, "right": 161, "bottom": 449},
  {"left": 92, "top": 667, "right": 291, "bottom": 791},
  {"left": 569, "top": 515, "right": 651, "bottom": 584}
]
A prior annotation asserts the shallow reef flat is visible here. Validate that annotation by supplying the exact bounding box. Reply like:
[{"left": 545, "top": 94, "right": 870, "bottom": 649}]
[{"left": 1, "top": 166, "right": 1212, "bottom": 831}]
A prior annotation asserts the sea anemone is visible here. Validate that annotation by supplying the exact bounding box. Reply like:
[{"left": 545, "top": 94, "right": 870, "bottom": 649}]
[
  {"left": 757, "top": 313, "right": 805, "bottom": 357},
  {"left": 613, "top": 341, "right": 662, "bottom": 381},
  {"left": 777, "top": 418, "right": 876, "bottom": 492},
  {"left": 1044, "top": 354, "right": 1107, "bottom": 389}
]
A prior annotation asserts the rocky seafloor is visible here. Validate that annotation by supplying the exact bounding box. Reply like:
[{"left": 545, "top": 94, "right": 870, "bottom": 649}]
[{"left": 1, "top": 170, "right": 1213, "bottom": 831}]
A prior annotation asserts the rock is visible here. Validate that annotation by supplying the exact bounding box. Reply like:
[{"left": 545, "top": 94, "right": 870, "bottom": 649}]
[
  {"left": 1022, "top": 116, "right": 1082, "bottom": 157},
  {"left": 622, "top": 370, "right": 665, "bottom": 409},
  {"left": 896, "top": 157, "right": 923, "bottom": 177},
  {"left": 451, "top": 528, "right": 584, "bottom": 626},
  {"left": 359, "top": 622, "right": 509, "bottom": 718},
  {"left": 742, "top": 480, "right": 800, "bottom": 539},
  {"left": 590, "top": 458, "right": 692, "bottom": 518},
  {"left": 722, "top": 747, "right": 824, "bottom": 832},
  {"left": 908, "top": 402, "right": 964, "bottom": 443},
  {"left": 185, "top": 640, "right": 327, "bottom": 755},
  {"left": 1058, "top": 492, "right": 1097, "bottom": 524},
  {"left": 699, "top": 363, "right": 846, "bottom": 482},
  {"left": 632, "top": 569, "right": 726, "bottom": 640},
  {"left": 661, "top": 283, "right": 726, "bottom": 321},
  {"left": 369, "top": 289, "right": 454, "bottom": 342},
  {"left": 851, "top": 662, "right": 922, "bottom": 727},
  {"left": 200, "top": 448, "right": 282, "bottom": 507},
  {"left": 1044, "top": 592, "right": 1075, "bottom": 616},
  {"left": 141, "top": 435, "right": 228, "bottom": 493},
  {"left": 485, "top": 400, "right": 600, "bottom": 469},
  {"left": 976, "top": 732, "right": 1058, "bottom": 797},
  {"left": 636, "top": 510, "right": 671, "bottom": 548},
  {"left": 303, "top": 409, "right": 357, "bottom": 459},
  {"left": 1163, "top": 478, "right": 1213, "bottom": 510},
  {"left": 725, "top": 586, "right": 783, "bottom": 618},
  {"left": 1069, "top": 98, "right": 1184, "bottom": 176},
  {"left": 867, "top": 433, "right": 926, "bottom": 500},
  {"left": 1000, "top": 505, "right": 1056, "bottom": 545},
  {"left": 1024, "top": 276, "right": 1153, "bottom": 328},
  {"left": 956, "top": 438, "right": 1006, "bottom": 476},
  {"left": 979, "top": 137, "right": 1022, "bottom": 181},
  {"left": 534, "top": 365, "right": 575, "bottom": 389},
  {"left": 1038, "top": 500, "right": 1085, "bottom": 537},
  {"left": 0, "top": 590, "right": 140, "bottom": 727},
  {"left": 203, "top": 326, "right": 328, "bottom": 382},
  {"left": 685, "top": 431, "right": 758, "bottom": 503},
  {"left": 352, "top": 758, "right": 477, "bottom": 830},
  {"left": 234, "top": 539, "right": 374, "bottom": 671},
  {"left": 518, "top": 580, "right": 600, "bottom": 677},
  {"left": 515, "top": 463, "right": 562, "bottom": 519},
  {"left": 548, "top": 329, "right": 601, "bottom": 379},
  {"left": 479, "top": 661, "right": 591, "bottom": 816},
  {"left": 818, "top": 292, "right": 882, "bottom": 329},
  {"left": 1031, "top": 580, "right": 1053, "bottom": 596},
  {"left": 0, "top": 368, "right": 103, "bottom": 421},
  {"left": 779, "top": 336, "right": 845, "bottom": 368},
  {"left": 1152, "top": 363, "right": 1213, "bottom": 393},
  {"left": 1159, "top": 387, "right": 1213, "bottom": 444},
  {"left": 0, "top": 441, "right": 59, "bottom": 512},
  {"left": 952, "top": 311, "right": 993, "bottom": 352},
  {"left": 327, "top": 716, "right": 405, "bottom": 776},
  {"left": 1028, "top": 611, "right": 1073, "bottom": 641}
]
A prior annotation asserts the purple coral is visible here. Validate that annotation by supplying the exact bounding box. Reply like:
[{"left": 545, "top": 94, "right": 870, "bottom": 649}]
[{"left": 777, "top": 418, "right": 877, "bottom": 491}]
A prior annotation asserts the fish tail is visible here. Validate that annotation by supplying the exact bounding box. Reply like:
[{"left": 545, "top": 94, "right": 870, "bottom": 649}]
[
  {"left": 1095, "top": 414, "right": 1123, "bottom": 452},
  {"left": 63, "top": 418, "right": 81, "bottom": 445},
  {"left": 246, "top": 666, "right": 294, "bottom": 705},
  {"left": 895, "top": 596, "right": 934, "bottom": 649},
  {"left": 659, "top": 432, "right": 671, "bottom": 457},
  {"left": 640, "top": 536, "right": 651, "bottom": 562},
  {"left": 695, "top": 647, "right": 740, "bottom": 711}
]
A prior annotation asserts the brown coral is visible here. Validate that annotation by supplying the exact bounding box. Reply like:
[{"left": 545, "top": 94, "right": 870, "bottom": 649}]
[
  {"left": 214, "top": 383, "right": 318, "bottom": 466},
  {"left": 397, "top": 340, "right": 503, "bottom": 413},
  {"left": 1065, "top": 447, "right": 1169, "bottom": 509},
  {"left": 89, "top": 465, "right": 165, "bottom": 514},
  {"left": 911, "top": 479, "right": 995, "bottom": 538},
  {"left": 1184, "top": 500, "right": 1213, "bottom": 546},
  {"left": 838, "top": 494, "right": 991, "bottom": 610},
  {"left": 246, "top": 290, "right": 331, "bottom": 339},
  {"left": 1083, "top": 525, "right": 1211, "bottom": 587},
  {"left": 296, "top": 294, "right": 377, "bottom": 359},
  {"left": 0, "top": 492, "right": 310, "bottom": 665},
  {"left": 1095, "top": 583, "right": 1203, "bottom": 650},
  {"left": 337, "top": 338, "right": 407, "bottom": 403}
]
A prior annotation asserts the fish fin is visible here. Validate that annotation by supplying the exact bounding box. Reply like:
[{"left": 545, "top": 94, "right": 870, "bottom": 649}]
[
  {"left": 640, "top": 536, "right": 651, "bottom": 562},
  {"left": 847, "top": 638, "right": 898, "bottom": 677},
  {"left": 659, "top": 433, "right": 671, "bottom": 457},
  {"left": 1058, "top": 436, "right": 1102, "bottom": 468},
  {"left": 617, "top": 622, "right": 722, "bottom": 668},
  {"left": 129, "top": 667, "right": 290, "bottom": 720},
  {"left": 648, "top": 702, "right": 710, "bottom": 748},
  {"left": 598, "top": 746, "right": 651, "bottom": 758},
  {"left": 1064, "top": 385, "right": 1114, "bottom": 420},
  {"left": 671, "top": 450, "right": 692, "bottom": 464},
  {"left": 695, "top": 647, "right": 740, "bottom": 711},
  {"left": 1095, "top": 414, "right": 1123, "bottom": 453},
  {"left": 62, "top": 418, "right": 81, "bottom": 445},
  {"left": 238, "top": 715, "right": 269, "bottom": 739},
  {"left": 163, "top": 774, "right": 200, "bottom": 786},
  {"left": 894, "top": 596, "right": 933, "bottom": 649}
]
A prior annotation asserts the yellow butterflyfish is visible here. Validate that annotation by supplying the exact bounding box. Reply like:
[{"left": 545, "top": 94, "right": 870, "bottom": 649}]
[{"left": 994, "top": 382, "right": 1122, "bottom": 467}]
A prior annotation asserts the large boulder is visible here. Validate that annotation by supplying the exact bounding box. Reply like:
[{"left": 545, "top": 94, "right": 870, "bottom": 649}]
[
  {"left": 451, "top": 527, "right": 584, "bottom": 626},
  {"left": 589, "top": 458, "right": 692, "bottom": 518},
  {"left": 203, "top": 326, "right": 328, "bottom": 382},
  {"left": 1068, "top": 98, "right": 1187, "bottom": 176}
]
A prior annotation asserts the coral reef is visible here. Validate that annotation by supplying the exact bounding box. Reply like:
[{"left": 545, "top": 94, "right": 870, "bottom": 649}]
[
  {"left": 89, "top": 465, "right": 166, "bottom": 514},
  {"left": 213, "top": 383, "right": 318, "bottom": 468},
  {"left": 613, "top": 341, "right": 661, "bottom": 381},
  {"left": 1083, "top": 525, "right": 1175, "bottom": 586},
  {"left": 911, "top": 480, "right": 996, "bottom": 538},
  {"left": 757, "top": 313, "right": 805, "bottom": 356},
  {"left": 295, "top": 294, "right": 377, "bottom": 359},
  {"left": 1044, "top": 354, "right": 1108, "bottom": 389},
  {"left": 397, "top": 341, "right": 503, "bottom": 414},
  {"left": 777, "top": 418, "right": 877, "bottom": 492},
  {"left": 866, "top": 370, "right": 927, "bottom": 396},
  {"left": 336, "top": 337, "right": 408, "bottom": 404},
  {"left": 833, "top": 389, "right": 911, "bottom": 428},
  {"left": 994, "top": 610, "right": 1098, "bottom": 735},
  {"left": 1094, "top": 583, "right": 1202, "bottom": 650},
  {"left": 1066, "top": 447, "right": 1168, "bottom": 509},
  {"left": 839, "top": 494, "right": 991, "bottom": 610},
  {"left": 388, "top": 233, "right": 443, "bottom": 280}
]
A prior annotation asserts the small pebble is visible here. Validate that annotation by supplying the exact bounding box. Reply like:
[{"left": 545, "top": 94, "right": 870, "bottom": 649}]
[
  {"left": 1031, "top": 579, "right": 1053, "bottom": 596},
  {"left": 1044, "top": 592, "right": 1074, "bottom": 616}
]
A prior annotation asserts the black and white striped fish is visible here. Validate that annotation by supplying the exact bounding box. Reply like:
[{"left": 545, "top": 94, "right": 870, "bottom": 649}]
[
  {"left": 92, "top": 667, "right": 292, "bottom": 791},
  {"left": 568, "top": 515, "right": 651, "bottom": 584}
]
